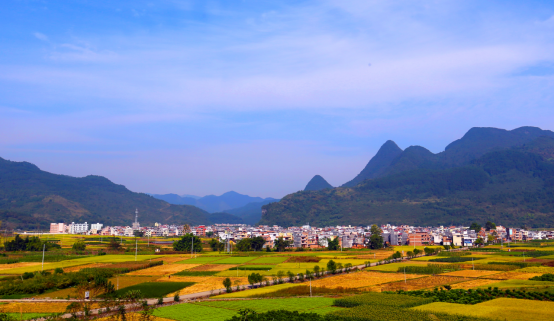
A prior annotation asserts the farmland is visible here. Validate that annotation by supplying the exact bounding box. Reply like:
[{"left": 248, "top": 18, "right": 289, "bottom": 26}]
[{"left": 1, "top": 235, "right": 554, "bottom": 321}]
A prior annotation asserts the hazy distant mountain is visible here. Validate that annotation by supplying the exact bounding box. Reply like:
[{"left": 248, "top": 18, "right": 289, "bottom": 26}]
[
  {"left": 0, "top": 158, "right": 210, "bottom": 230},
  {"left": 181, "top": 194, "right": 201, "bottom": 199},
  {"left": 261, "top": 127, "right": 554, "bottom": 228},
  {"left": 207, "top": 212, "right": 244, "bottom": 225},
  {"left": 225, "top": 199, "right": 280, "bottom": 225},
  {"left": 152, "top": 191, "right": 278, "bottom": 213},
  {"left": 304, "top": 175, "right": 333, "bottom": 191}
]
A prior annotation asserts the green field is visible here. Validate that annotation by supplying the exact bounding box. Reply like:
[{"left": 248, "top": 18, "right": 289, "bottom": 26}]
[
  {"left": 111, "top": 282, "right": 194, "bottom": 298},
  {"left": 153, "top": 297, "right": 340, "bottom": 321},
  {"left": 176, "top": 256, "right": 229, "bottom": 264},
  {"left": 213, "top": 283, "right": 297, "bottom": 298},
  {"left": 212, "top": 257, "right": 258, "bottom": 264},
  {"left": 484, "top": 279, "right": 554, "bottom": 289},
  {"left": 248, "top": 257, "right": 289, "bottom": 264},
  {"left": 367, "top": 261, "right": 434, "bottom": 272}
]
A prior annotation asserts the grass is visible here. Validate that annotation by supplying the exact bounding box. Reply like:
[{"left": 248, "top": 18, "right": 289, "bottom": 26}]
[
  {"left": 200, "top": 297, "right": 335, "bottom": 312},
  {"left": 109, "top": 282, "right": 194, "bottom": 298},
  {"left": 413, "top": 298, "right": 554, "bottom": 320},
  {"left": 213, "top": 283, "right": 298, "bottom": 298},
  {"left": 211, "top": 257, "right": 258, "bottom": 264}
]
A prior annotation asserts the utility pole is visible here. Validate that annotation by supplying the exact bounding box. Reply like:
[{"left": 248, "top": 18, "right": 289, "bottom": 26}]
[{"left": 42, "top": 243, "right": 45, "bottom": 271}]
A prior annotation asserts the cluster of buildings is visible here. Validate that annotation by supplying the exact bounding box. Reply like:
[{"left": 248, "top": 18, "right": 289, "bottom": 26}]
[{"left": 49, "top": 209, "right": 553, "bottom": 248}]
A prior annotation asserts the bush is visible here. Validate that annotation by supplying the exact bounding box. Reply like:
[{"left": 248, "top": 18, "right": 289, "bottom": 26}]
[
  {"left": 157, "top": 297, "right": 163, "bottom": 305},
  {"left": 22, "top": 272, "right": 34, "bottom": 280},
  {"left": 173, "top": 294, "right": 180, "bottom": 302},
  {"left": 530, "top": 273, "right": 554, "bottom": 281},
  {"left": 229, "top": 309, "right": 325, "bottom": 321}
]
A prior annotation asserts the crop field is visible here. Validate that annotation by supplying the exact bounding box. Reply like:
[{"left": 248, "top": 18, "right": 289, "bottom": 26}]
[
  {"left": 214, "top": 283, "right": 297, "bottom": 298},
  {"left": 156, "top": 276, "right": 249, "bottom": 296},
  {"left": 0, "top": 261, "right": 85, "bottom": 274},
  {"left": 215, "top": 269, "right": 273, "bottom": 277},
  {"left": 248, "top": 256, "right": 289, "bottom": 264},
  {"left": 413, "top": 298, "right": 554, "bottom": 320},
  {"left": 211, "top": 257, "right": 258, "bottom": 264},
  {"left": 111, "top": 282, "right": 194, "bottom": 298},
  {"left": 126, "top": 263, "right": 200, "bottom": 276},
  {"left": 486, "top": 271, "right": 542, "bottom": 280},
  {"left": 484, "top": 279, "right": 554, "bottom": 289},
  {"left": 450, "top": 278, "right": 498, "bottom": 289},
  {"left": 306, "top": 271, "right": 423, "bottom": 289},
  {"left": 367, "top": 261, "right": 439, "bottom": 272},
  {"left": 0, "top": 301, "right": 99, "bottom": 313},
  {"left": 517, "top": 266, "right": 554, "bottom": 273},
  {"left": 153, "top": 303, "right": 236, "bottom": 321},
  {"left": 153, "top": 297, "right": 339, "bottom": 320},
  {"left": 381, "top": 275, "right": 463, "bottom": 292},
  {"left": 176, "top": 256, "right": 228, "bottom": 264},
  {"left": 189, "top": 264, "right": 236, "bottom": 271},
  {"left": 440, "top": 269, "right": 498, "bottom": 278}
]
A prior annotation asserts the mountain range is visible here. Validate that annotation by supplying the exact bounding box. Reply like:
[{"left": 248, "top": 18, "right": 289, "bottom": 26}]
[
  {"left": 261, "top": 126, "right": 554, "bottom": 228},
  {"left": 0, "top": 158, "right": 246, "bottom": 230},
  {"left": 150, "top": 191, "right": 277, "bottom": 213}
]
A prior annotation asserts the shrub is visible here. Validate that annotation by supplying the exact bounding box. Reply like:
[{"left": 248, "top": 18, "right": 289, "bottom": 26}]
[{"left": 174, "top": 294, "right": 180, "bottom": 302}]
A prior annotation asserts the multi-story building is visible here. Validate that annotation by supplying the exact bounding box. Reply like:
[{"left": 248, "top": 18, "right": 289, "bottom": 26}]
[
  {"left": 69, "top": 222, "right": 89, "bottom": 234},
  {"left": 50, "top": 223, "right": 67, "bottom": 234}
]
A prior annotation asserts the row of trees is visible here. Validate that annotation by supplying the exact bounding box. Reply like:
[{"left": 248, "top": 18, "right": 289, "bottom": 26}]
[{"left": 4, "top": 235, "right": 61, "bottom": 251}]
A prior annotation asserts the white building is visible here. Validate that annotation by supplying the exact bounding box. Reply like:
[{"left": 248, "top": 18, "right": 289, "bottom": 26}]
[
  {"left": 69, "top": 222, "right": 88, "bottom": 234},
  {"left": 90, "top": 223, "right": 103, "bottom": 231}
]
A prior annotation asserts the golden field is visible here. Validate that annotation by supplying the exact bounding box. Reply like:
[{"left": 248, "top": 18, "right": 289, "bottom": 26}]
[
  {"left": 381, "top": 275, "right": 463, "bottom": 292},
  {"left": 440, "top": 270, "right": 498, "bottom": 278},
  {"left": 0, "top": 302, "right": 98, "bottom": 313},
  {"left": 126, "top": 264, "right": 200, "bottom": 276},
  {"left": 486, "top": 271, "right": 542, "bottom": 280},
  {"left": 156, "top": 276, "right": 249, "bottom": 296},
  {"left": 304, "top": 271, "right": 423, "bottom": 289},
  {"left": 450, "top": 278, "right": 498, "bottom": 289},
  {"left": 0, "top": 262, "right": 44, "bottom": 272}
]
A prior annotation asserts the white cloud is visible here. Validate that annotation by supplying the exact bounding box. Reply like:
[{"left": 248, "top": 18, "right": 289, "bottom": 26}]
[{"left": 33, "top": 32, "right": 49, "bottom": 42}]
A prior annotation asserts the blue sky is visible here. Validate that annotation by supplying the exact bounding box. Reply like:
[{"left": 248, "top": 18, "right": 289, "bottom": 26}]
[{"left": 1, "top": 0, "right": 554, "bottom": 198}]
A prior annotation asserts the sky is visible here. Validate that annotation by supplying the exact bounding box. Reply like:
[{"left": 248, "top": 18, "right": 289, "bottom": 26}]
[{"left": 1, "top": 0, "right": 554, "bottom": 198}]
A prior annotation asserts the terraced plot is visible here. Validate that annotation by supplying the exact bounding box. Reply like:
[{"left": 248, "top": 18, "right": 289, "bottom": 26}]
[
  {"left": 214, "top": 283, "right": 297, "bottom": 298},
  {"left": 381, "top": 275, "right": 463, "bottom": 292},
  {"left": 306, "top": 271, "right": 423, "bottom": 289},
  {"left": 440, "top": 270, "right": 498, "bottom": 278},
  {"left": 126, "top": 263, "right": 200, "bottom": 276}
]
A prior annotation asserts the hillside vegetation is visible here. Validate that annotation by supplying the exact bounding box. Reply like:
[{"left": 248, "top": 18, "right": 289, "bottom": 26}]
[{"left": 261, "top": 132, "right": 554, "bottom": 228}]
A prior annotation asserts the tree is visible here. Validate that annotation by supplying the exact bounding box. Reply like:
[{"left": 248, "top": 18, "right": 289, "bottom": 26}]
[
  {"left": 209, "top": 238, "right": 220, "bottom": 251},
  {"left": 235, "top": 238, "right": 252, "bottom": 252},
  {"left": 72, "top": 240, "right": 86, "bottom": 252},
  {"left": 392, "top": 251, "right": 402, "bottom": 260},
  {"left": 250, "top": 236, "right": 265, "bottom": 251},
  {"left": 276, "top": 271, "right": 285, "bottom": 283},
  {"left": 443, "top": 245, "right": 451, "bottom": 250},
  {"left": 485, "top": 221, "right": 496, "bottom": 231},
  {"left": 173, "top": 233, "right": 202, "bottom": 252},
  {"left": 336, "top": 263, "right": 344, "bottom": 273},
  {"left": 327, "top": 237, "right": 339, "bottom": 251},
  {"left": 368, "top": 225, "right": 384, "bottom": 249},
  {"left": 274, "top": 237, "right": 292, "bottom": 252},
  {"left": 327, "top": 259, "right": 337, "bottom": 274},
  {"left": 206, "top": 231, "right": 214, "bottom": 237},
  {"left": 423, "top": 247, "right": 435, "bottom": 256},
  {"left": 4, "top": 235, "right": 60, "bottom": 251},
  {"left": 407, "top": 251, "right": 414, "bottom": 258},
  {"left": 108, "top": 237, "right": 121, "bottom": 251},
  {"left": 223, "top": 278, "right": 232, "bottom": 293},
  {"left": 469, "top": 222, "right": 482, "bottom": 232},
  {"left": 313, "top": 265, "right": 320, "bottom": 277},
  {"left": 474, "top": 237, "right": 485, "bottom": 246},
  {"left": 487, "top": 234, "right": 496, "bottom": 244},
  {"left": 413, "top": 248, "right": 421, "bottom": 256},
  {"left": 133, "top": 231, "right": 144, "bottom": 237},
  {"left": 287, "top": 271, "right": 295, "bottom": 282}
]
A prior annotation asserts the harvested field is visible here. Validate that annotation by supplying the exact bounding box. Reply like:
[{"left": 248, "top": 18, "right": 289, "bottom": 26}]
[
  {"left": 0, "top": 302, "right": 99, "bottom": 313},
  {"left": 126, "top": 264, "right": 200, "bottom": 276},
  {"left": 486, "top": 272, "right": 542, "bottom": 280},
  {"left": 451, "top": 278, "right": 498, "bottom": 289},
  {"left": 156, "top": 276, "right": 249, "bottom": 296},
  {"left": 516, "top": 266, "right": 554, "bottom": 273},
  {"left": 189, "top": 264, "right": 236, "bottom": 271},
  {"left": 306, "top": 271, "right": 423, "bottom": 289},
  {"left": 159, "top": 256, "right": 189, "bottom": 264},
  {"left": 440, "top": 270, "right": 498, "bottom": 278},
  {"left": 381, "top": 275, "right": 463, "bottom": 292},
  {"left": 0, "top": 262, "right": 43, "bottom": 271},
  {"left": 61, "top": 263, "right": 111, "bottom": 272},
  {"left": 36, "top": 287, "right": 76, "bottom": 299}
]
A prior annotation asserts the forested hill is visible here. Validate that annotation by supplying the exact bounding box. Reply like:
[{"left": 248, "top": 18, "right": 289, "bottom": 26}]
[
  {"left": 342, "top": 126, "right": 554, "bottom": 187},
  {"left": 260, "top": 135, "right": 554, "bottom": 228},
  {"left": 0, "top": 157, "right": 213, "bottom": 229}
]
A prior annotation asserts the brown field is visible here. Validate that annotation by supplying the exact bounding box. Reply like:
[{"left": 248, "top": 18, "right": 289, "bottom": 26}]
[
  {"left": 97, "top": 312, "right": 173, "bottom": 321},
  {"left": 62, "top": 263, "right": 111, "bottom": 272},
  {"left": 381, "top": 275, "right": 463, "bottom": 292},
  {"left": 189, "top": 264, "right": 236, "bottom": 271},
  {"left": 36, "top": 287, "right": 76, "bottom": 299},
  {"left": 305, "top": 271, "right": 424, "bottom": 289},
  {"left": 486, "top": 272, "right": 542, "bottom": 280},
  {"left": 451, "top": 278, "right": 499, "bottom": 289},
  {"left": 157, "top": 276, "right": 249, "bottom": 296},
  {"left": 440, "top": 270, "right": 499, "bottom": 278},
  {"left": 0, "top": 302, "right": 99, "bottom": 313},
  {"left": 126, "top": 264, "right": 199, "bottom": 276},
  {"left": 0, "top": 262, "right": 43, "bottom": 272}
]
